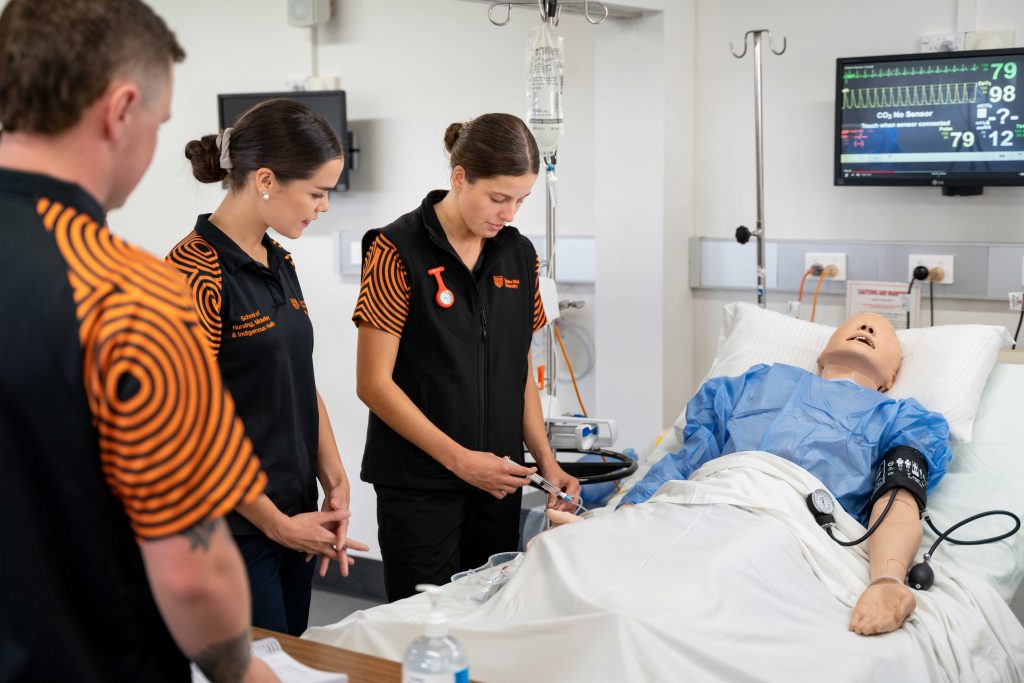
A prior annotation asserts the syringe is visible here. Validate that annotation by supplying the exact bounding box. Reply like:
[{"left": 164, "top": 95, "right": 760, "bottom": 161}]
[{"left": 529, "top": 472, "right": 588, "bottom": 514}]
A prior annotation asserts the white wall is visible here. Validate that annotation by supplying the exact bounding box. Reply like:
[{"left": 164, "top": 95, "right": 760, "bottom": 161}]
[{"left": 692, "top": 0, "right": 1024, "bottom": 378}]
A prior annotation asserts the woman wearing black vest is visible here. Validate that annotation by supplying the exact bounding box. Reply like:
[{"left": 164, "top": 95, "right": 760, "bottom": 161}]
[
  {"left": 353, "top": 113, "right": 581, "bottom": 601},
  {"left": 168, "top": 99, "right": 368, "bottom": 635}
]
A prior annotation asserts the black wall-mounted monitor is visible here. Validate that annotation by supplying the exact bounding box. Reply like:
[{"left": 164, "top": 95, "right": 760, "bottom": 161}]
[
  {"left": 217, "top": 90, "right": 349, "bottom": 192},
  {"left": 835, "top": 48, "right": 1024, "bottom": 195}
]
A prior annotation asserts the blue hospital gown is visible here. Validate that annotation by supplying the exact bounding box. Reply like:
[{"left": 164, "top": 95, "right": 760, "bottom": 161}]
[{"left": 620, "top": 364, "right": 952, "bottom": 524}]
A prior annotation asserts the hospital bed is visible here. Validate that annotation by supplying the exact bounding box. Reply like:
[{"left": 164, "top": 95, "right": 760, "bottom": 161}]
[{"left": 305, "top": 354, "right": 1024, "bottom": 682}]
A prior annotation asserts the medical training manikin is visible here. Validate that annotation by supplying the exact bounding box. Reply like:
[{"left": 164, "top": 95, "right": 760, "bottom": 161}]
[{"left": 552, "top": 313, "right": 950, "bottom": 636}]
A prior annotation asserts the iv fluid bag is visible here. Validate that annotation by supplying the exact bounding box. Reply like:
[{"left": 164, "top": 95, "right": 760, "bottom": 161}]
[{"left": 527, "top": 23, "right": 564, "bottom": 156}]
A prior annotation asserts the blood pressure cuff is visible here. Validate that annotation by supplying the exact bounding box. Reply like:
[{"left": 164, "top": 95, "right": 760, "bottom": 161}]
[{"left": 870, "top": 445, "right": 929, "bottom": 511}]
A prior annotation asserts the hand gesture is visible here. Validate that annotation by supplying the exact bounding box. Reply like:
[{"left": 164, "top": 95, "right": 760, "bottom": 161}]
[
  {"left": 270, "top": 509, "right": 348, "bottom": 558},
  {"left": 849, "top": 580, "right": 916, "bottom": 635},
  {"left": 453, "top": 450, "right": 535, "bottom": 499},
  {"left": 311, "top": 488, "right": 369, "bottom": 578},
  {"left": 538, "top": 462, "right": 582, "bottom": 511}
]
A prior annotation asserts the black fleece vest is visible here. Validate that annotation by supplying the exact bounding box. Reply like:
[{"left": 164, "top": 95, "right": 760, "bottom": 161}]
[{"left": 360, "top": 190, "right": 538, "bottom": 490}]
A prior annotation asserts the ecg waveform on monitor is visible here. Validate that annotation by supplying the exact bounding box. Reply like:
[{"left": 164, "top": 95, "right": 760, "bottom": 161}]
[
  {"left": 842, "top": 82, "right": 981, "bottom": 110},
  {"left": 842, "top": 63, "right": 980, "bottom": 83}
]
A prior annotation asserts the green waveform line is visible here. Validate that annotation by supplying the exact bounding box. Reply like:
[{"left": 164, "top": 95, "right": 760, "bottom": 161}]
[
  {"left": 842, "top": 63, "right": 978, "bottom": 83},
  {"left": 841, "top": 82, "right": 980, "bottom": 109}
]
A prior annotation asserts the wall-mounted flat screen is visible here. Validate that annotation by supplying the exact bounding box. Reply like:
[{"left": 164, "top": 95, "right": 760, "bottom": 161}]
[{"left": 835, "top": 48, "right": 1024, "bottom": 194}]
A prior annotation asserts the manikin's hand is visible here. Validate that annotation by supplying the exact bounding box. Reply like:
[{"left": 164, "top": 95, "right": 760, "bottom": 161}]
[
  {"left": 525, "top": 508, "right": 583, "bottom": 550},
  {"left": 545, "top": 508, "right": 583, "bottom": 527},
  {"left": 849, "top": 580, "right": 916, "bottom": 635},
  {"left": 538, "top": 462, "right": 582, "bottom": 512}
]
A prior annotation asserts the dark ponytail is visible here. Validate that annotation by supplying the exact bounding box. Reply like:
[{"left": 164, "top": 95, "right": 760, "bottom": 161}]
[
  {"left": 185, "top": 98, "right": 342, "bottom": 190},
  {"left": 444, "top": 113, "right": 540, "bottom": 182}
]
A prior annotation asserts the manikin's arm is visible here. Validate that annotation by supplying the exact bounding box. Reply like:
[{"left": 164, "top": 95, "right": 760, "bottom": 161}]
[
  {"left": 849, "top": 488, "right": 921, "bottom": 635},
  {"left": 618, "top": 369, "right": 752, "bottom": 507}
]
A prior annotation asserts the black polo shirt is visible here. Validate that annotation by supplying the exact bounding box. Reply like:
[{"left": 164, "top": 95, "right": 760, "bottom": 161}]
[
  {"left": 0, "top": 170, "right": 265, "bottom": 681},
  {"left": 167, "top": 214, "right": 318, "bottom": 535}
]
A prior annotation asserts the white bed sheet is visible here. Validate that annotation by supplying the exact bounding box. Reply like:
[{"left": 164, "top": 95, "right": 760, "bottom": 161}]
[{"left": 305, "top": 453, "right": 1024, "bottom": 682}]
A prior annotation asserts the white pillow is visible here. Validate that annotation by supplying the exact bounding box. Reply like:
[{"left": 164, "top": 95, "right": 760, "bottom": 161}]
[{"left": 706, "top": 302, "right": 1012, "bottom": 443}]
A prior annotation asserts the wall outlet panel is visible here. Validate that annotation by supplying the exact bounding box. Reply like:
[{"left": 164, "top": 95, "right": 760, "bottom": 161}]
[
  {"left": 804, "top": 252, "right": 847, "bottom": 281},
  {"left": 920, "top": 33, "right": 965, "bottom": 52},
  {"left": 690, "top": 238, "right": 1024, "bottom": 301},
  {"left": 908, "top": 254, "right": 955, "bottom": 284}
]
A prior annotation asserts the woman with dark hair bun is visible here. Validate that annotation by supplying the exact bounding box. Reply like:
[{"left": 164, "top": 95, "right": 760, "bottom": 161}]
[
  {"left": 168, "top": 98, "right": 368, "bottom": 636},
  {"left": 353, "top": 112, "right": 580, "bottom": 602}
]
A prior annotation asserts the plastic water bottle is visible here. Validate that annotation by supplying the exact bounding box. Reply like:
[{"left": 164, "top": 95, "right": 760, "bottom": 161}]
[{"left": 401, "top": 584, "right": 469, "bottom": 683}]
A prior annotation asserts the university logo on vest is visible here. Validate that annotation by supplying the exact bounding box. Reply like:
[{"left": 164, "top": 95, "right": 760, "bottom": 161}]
[{"left": 493, "top": 275, "right": 520, "bottom": 290}]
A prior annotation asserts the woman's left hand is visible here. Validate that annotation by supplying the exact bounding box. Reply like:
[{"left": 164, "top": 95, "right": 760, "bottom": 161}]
[
  {"left": 538, "top": 463, "right": 581, "bottom": 512},
  {"left": 309, "top": 485, "right": 369, "bottom": 577}
]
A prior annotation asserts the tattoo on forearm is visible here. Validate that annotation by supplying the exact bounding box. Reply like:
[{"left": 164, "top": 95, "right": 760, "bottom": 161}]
[
  {"left": 182, "top": 519, "right": 221, "bottom": 552},
  {"left": 194, "top": 629, "right": 251, "bottom": 683}
]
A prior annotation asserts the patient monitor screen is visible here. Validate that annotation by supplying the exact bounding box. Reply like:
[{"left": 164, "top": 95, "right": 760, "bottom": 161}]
[{"left": 835, "top": 49, "right": 1024, "bottom": 186}]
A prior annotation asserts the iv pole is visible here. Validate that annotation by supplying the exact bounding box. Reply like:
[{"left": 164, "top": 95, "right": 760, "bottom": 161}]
[
  {"left": 731, "top": 29, "right": 786, "bottom": 308},
  {"left": 544, "top": 158, "right": 558, "bottom": 398},
  {"left": 476, "top": 0, "right": 633, "bottom": 483},
  {"left": 488, "top": 0, "right": 610, "bottom": 401}
]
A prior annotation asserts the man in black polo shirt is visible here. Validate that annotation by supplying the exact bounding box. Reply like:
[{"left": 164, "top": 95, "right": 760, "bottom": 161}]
[{"left": 0, "top": 1, "right": 273, "bottom": 681}]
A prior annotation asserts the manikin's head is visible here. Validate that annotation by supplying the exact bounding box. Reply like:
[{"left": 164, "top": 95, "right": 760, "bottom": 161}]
[{"left": 817, "top": 313, "right": 902, "bottom": 392}]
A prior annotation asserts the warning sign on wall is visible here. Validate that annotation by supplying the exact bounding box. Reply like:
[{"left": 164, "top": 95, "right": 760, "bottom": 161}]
[{"left": 846, "top": 281, "right": 921, "bottom": 330}]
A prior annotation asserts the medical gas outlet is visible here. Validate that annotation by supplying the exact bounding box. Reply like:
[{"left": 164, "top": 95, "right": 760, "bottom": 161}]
[
  {"left": 908, "top": 255, "right": 954, "bottom": 284},
  {"left": 804, "top": 253, "right": 846, "bottom": 281}
]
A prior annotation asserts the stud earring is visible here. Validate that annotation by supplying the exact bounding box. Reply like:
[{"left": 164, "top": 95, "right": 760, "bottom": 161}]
[{"left": 261, "top": 192, "right": 270, "bottom": 200}]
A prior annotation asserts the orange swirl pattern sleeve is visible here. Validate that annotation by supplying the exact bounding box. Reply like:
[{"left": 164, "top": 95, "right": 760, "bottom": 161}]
[
  {"left": 532, "top": 254, "right": 547, "bottom": 333},
  {"left": 166, "top": 232, "right": 223, "bottom": 357},
  {"left": 352, "top": 234, "right": 410, "bottom": 338},
  {"left": 37, "top": 199, "right": 266, "bottom": 540}
]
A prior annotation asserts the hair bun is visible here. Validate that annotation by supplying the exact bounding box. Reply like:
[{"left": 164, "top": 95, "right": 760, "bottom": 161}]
[
  {"left": 184, "top": 134, "right": 228, "bottom": 184},
  {"left": 443, "top": 122, "right": 464, "bottom": 154}
]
